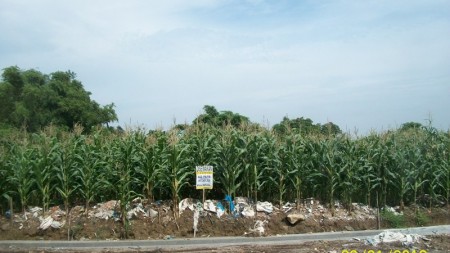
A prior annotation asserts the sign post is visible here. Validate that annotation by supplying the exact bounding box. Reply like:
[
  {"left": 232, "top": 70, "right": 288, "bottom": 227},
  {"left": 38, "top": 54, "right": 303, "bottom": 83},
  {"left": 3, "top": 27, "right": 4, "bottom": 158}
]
[{"left": 195, "top": 165, "right": 213, "bottom": 203}]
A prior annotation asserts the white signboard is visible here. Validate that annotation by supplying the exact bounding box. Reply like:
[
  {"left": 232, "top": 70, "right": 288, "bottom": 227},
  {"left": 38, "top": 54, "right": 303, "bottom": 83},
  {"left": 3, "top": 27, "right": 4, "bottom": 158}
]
[{"left": 196, "top": 165, "right": 213, "bottom": 190}]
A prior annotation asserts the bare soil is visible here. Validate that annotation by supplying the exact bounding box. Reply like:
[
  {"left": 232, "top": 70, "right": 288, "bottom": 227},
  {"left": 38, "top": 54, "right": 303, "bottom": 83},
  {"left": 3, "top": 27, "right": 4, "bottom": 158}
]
[{"left": 0, "top": 198, "right": 449, "bottom": 245}]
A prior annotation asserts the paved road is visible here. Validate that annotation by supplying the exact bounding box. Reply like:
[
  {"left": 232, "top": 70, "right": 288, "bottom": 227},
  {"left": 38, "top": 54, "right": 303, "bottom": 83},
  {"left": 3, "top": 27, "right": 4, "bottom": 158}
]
[{"left": 1, "top": 225, "right": 449, "bottom": 252}]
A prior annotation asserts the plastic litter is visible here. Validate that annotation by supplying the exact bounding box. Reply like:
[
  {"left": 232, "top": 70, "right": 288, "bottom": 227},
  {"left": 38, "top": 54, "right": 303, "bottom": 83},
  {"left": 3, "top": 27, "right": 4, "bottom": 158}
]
[
  {"left": 282, "top": 202, "right": 294, "bottom": 213},
  {"left": 241, "top": 206, "right": 255, "bottom": 217},
  {"left": 50, "top": 220, "right": 65, "bottom": 229},
  {"left": 193, "top": 207, "right": 199, "bottom": 237},
  {"left": 203, "top": 200, "right": 217, "bottom": 213},
  {"left": 148, "top": 208, "right": 158, "bottom": 219},
  {"left": 39, "top": 216, "right": 53, "bottom": 230},
  {"left": 29, "top": 207, "right": 43, "bottom": 213},
  {"left": 224, "top": 195, "right": 236, "bottom": 216},
  {"left": 179, "top": 198, "right": 195, "bottom": 215},
  {"left": 216, "top": 202, "right": 225, "bottom": 218},
  {"left": 247, "top": 220, "right": 268, "bottom": 236},
  {"left": 366, "top": 231, "right": 424, "bottom": 246},
  {"left": 256, "top": 201, "right": 273, "bottom": 214},
  {"left": 38, "top": 216, "right": 65, "bottom": 230},
  {"left": 127, "top": 204, "right": 146, "bottom": 220},
  {"left": 89, "top": 200, "right": 118, "bottom": 220}
]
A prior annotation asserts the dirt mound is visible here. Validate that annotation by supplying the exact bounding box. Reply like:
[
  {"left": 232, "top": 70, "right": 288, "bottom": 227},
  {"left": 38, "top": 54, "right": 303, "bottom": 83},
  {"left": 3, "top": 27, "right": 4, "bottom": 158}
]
[{"left": 0, "top": 198, "right": 448, "bottom": 241}]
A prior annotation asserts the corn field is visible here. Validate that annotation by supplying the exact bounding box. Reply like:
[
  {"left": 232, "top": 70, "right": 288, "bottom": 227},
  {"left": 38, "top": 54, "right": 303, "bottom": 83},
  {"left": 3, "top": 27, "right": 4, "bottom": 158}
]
[{"left": 0, "top": 123, "right": 449, "bottom": 215}]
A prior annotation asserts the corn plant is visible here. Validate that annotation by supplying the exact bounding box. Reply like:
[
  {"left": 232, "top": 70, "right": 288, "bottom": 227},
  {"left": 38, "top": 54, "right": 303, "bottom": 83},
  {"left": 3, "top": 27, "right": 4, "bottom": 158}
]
[
  {"left": 185, "top": 125, "right": 219, "bottom": 199},
  {"left": 135, "top": 130, "right": 164, "bottom": 202},
  {"left": 242, "top": 132, "right": 268, "bottom": 203},
  {"left": 159, "top": 130, "right": 193, "bottom": 218},
  {"left": 6, "top": 144, "right": 35, "bottom": 213},
  {"left": 110, "top": 131, "right": 142, "bottom": 238},
  {"left": 358, "top": 135, "right": 382, "bottom": 207},
  {"left": 53, "top": 138, "right": 78, "bottom": 215},
  {"left": 369, "top": 133, "right": 394, "bottom": 208},
  {"left": 73, "top": 133, "right": 110, "bottom": 215},
  {"left": 1, "top": 142, "right": 15, "bottom": 212},
  {"left": 391, "top": 145, "right": 410, "bottom": 210},
  {"left": 215, "top": 127, "right": 245, "bottom": 198},
  {"left": 321, "top": 138, "right": 341, "bottom": 215},
  {"left": 264, "top": 133, "right": 287, "bottom": 206},
  {"left": 31, "top": 133, "right": 54, "bottom": 212},
  {"left": 339, "top": 136, "right": 360, "bottom": 211},
  {"left": 282, "top": 133, "right": 304, "bottom": 209}
]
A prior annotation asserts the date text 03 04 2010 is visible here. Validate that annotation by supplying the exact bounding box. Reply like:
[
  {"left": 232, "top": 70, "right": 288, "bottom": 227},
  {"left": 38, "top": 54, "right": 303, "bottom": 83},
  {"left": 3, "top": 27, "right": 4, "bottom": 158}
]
[{"left": 341, "top": 250, "right": 427, "bottom": 253}]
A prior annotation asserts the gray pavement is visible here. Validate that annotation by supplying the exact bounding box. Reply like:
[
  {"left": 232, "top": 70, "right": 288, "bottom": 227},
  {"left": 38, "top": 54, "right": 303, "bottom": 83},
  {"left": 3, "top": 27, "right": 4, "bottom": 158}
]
[{"left": 0, "top": 225, "right": 449, "bottom": 251}]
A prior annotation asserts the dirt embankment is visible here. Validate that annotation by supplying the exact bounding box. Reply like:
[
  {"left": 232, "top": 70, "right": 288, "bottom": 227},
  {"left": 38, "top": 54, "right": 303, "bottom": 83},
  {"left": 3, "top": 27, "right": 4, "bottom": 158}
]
[{"left": 0, "top": 197, "right": 449, "bottom": 241}]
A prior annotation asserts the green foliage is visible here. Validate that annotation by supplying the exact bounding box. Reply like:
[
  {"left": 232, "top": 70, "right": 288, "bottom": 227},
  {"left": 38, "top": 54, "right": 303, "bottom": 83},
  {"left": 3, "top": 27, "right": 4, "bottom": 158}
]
[
  {"left": 0, "top": 66, "right": 117, "bottom": 132},
  {"left": 399, "top": 122, "right": 423, "bottom": 132},
  {"left": 273, "top": 116, "right": 341, "bottom": 136},
  {"left": 215, "top": 127, "right": 246, "bottom": 198},
  {"left": 381, "top": 209, "right": 406, "bottom": 228},
  {"left": 0, "top": 117, "right": 448, "bottom": 224},
  {"left": 415, "top": 210, "right": 431, "bottom": 226},
  {"left": 193, "top": 105, "right": 250, "bottom": 128}
]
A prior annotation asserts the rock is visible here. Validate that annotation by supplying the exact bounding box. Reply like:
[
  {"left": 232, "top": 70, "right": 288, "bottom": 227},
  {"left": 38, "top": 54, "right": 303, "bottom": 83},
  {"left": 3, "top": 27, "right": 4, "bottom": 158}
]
[
  {"left": 287, "top": 213, "right": 306, "bottom": 225},
  {"left": 1, "top": 223, "right": 9, "bottom": 231}
]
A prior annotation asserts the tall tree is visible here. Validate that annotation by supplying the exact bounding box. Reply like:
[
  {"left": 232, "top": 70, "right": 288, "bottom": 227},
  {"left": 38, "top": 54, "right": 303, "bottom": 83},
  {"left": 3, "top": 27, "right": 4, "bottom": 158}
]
[{"left": 0, "top": 66, "right": 117, "bottom": 132}]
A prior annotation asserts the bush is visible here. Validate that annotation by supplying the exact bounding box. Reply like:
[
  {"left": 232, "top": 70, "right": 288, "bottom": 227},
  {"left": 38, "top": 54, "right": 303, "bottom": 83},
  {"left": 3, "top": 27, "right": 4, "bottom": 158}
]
[
  {"left": 416, "top": 210, "right": 431, "bottom": 226},
  {"left": 381, "top": 209, "right": 405, "bottom": 228}
]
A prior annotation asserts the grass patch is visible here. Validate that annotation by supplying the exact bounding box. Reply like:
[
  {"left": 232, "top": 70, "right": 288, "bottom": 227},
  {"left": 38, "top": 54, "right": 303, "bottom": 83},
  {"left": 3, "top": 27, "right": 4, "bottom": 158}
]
[
  {"left": 381, "top": 209, "right": 405, "bottom": 228},
  {"left": 415, "top": 210, "right": 431, "bottom": 226}
]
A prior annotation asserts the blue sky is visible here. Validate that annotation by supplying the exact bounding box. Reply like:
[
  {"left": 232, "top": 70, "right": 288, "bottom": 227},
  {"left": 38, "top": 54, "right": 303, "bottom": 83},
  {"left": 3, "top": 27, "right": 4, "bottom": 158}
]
[{"left": 1, "top": 0, "right": 449, "bottom": 133}]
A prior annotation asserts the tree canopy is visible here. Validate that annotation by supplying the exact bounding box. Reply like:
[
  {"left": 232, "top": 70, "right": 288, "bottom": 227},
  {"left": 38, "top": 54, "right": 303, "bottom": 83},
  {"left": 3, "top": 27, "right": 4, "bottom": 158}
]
[
  {"left": 193, "top": 105, "right": 250, "bottom": 128},
  {"left": 272, "top": 116, "right": 342, "bottom": 136},
  {"left": 0, "top": 66, "right": 117, "bottom": 132}
]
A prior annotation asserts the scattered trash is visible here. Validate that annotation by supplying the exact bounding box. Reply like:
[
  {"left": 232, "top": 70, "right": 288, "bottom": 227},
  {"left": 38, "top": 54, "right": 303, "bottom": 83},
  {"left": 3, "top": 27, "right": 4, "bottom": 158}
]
[
  {"left": 234, "top": 197, "right": 255, "bottom": 217},
  {"left": 366, "top": 231, "right": 425, "bottom": 246},
  {"left": 147, "top": 208, "right": 158, "bottom": 219},
  {"left": 39, "top": 216, "right": 53, "bottom": 230},
  {"left": 193, "top": 207, "right": 199, "bottom": 237},
  {"left": 224, "top": 195, "right": 236, "bottom": 216},
  {"left": 93, "top": 209, "right": 114, "bottom": 220},
  {"left": 282, "top": 202, "right": 294, "bottom": 213},
  {"left": 235, "top": 197, "right": 250, "bottom": 206},
  {"left": 203, "top": 200, "right": 217, "bottom": 213},
  {"left": 29, "top": 207, "right": 43, "bottom": 214},
  {"left": 383, "top": 206, "right": 403, "bottom": 216},
  {"left": 50, "top": 220, "right": 64, "bottom": 229},
  {"left": 256, "top": 201, "right": 273, "bottom": 214},
  {"left": 89, "top": 200, "right": 118, "bottom": 220},
  {"left": 127, "top": 203, "right": 146, "bottom": 220},
  {"left": 241, "top": 206, "right": 255, "bottom": 217},
  {"left": 179, "top": 198, "right": 195, "bottom": 215},
  {"left": 216, "top": 202, "right": 225, "bottom": 218},
  {"left": 38, "top": 216, "right": 65, "bottom": 230},
  {"left": 246, "top": 220, "right": 268, "bottom": 236}
]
